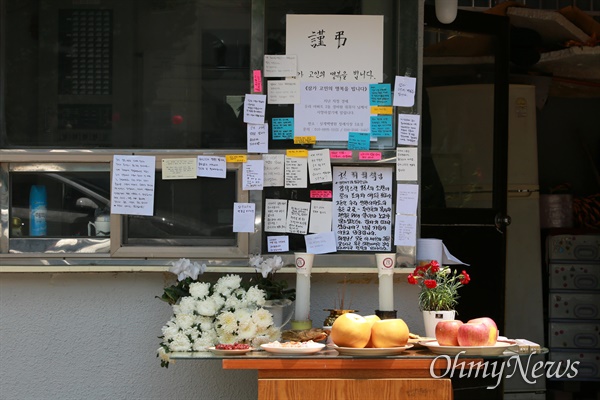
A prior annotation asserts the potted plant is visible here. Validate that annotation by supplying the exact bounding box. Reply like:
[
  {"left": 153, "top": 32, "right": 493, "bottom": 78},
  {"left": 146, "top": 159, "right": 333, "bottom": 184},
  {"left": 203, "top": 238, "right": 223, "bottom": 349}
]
[{"left": 407, "top": 260, "right": 471, "bottom": 337}]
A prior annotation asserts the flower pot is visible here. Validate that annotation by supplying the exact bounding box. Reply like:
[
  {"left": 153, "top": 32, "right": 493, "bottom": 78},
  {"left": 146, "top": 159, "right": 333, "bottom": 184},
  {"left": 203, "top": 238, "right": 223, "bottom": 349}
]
[
  {"left": 422, "top": 310, "right": 456, "bottom": 338},
  {"left": 263, "top": 299, "right": 294, "bottom": 329}
]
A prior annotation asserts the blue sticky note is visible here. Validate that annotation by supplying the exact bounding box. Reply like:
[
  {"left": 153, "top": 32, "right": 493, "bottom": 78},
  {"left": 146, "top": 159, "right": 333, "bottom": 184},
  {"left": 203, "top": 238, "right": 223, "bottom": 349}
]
[
  {"left": 370, "top": 115, "right": 393, "bottom": 137},
  {"left": 369, "top": 83, "right": 392, "bottom": 106},
  {"left": 272, "top": 118, "right": 294, "bottom": 140},
  {"left": 348, "top": 132, "right": 371, "bottom": 150}
]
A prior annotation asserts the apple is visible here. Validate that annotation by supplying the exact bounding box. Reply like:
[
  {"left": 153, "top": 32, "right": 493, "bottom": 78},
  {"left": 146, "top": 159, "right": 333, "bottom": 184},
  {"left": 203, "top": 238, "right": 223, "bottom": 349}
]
[
  {"left": 363, "top": 315, "right": 381, "bottom": 348},
  {"left": 330, "top": 313, "right": 372, "bottom": 348},
  {"left": 370, "top": 319, "right": 410, "bottom": 348},
  {"left": 467, "top": 317, "right": 498, "bottom": 346},
  {"left": 457, "top": 322, "right": 491, "bottom": 346},
  {"left": 435, "top": 320, "right": 464, "bottom": 346}
]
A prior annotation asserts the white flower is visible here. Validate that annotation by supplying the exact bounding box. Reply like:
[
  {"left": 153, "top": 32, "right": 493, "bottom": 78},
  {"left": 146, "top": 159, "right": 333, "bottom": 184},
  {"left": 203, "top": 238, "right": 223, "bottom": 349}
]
[
  {"left": 217, "top": 311, "right": 238, "bottom": 334},
  {"left": 196, "top": 297, "right": 219, "bottom": 317},
  {"left": 184, "top": 327, "right": 200, "bottom": 341},
  {"left": 245, "top": 286, "right": 266, "bottom": 306},
  {"left": 237, "top": 320, "right": 258, "bottom": 341},
  {"left": 252, "top": 308, "right": 274, "bottom": 329},
  {"left": 161, "top": 320, "right": 180, "bottom": 341},
  {"left": 249, "top": 255, "right": 284, "bottom": 278},
  {"left": 233, "top": 308, "right": 252, "bottom": 325},
  {"left": 178, "top": 296, "right": 197, "bottom": 315},
  {"left": 169, "top": 331, "right": 192, "bottom": 352},
  {"left": 192, "top": 337, "right": 213, "bottom": 351},
  {"left": 214, "top": 274, "right": 242, "bottom": 296},
  {"left": 189, "top": 282, "right": 210, "bottom": 299},
  {"left": 175, "top": 313, "right": 195, "bottom": 330},
  {"left": 223, "top": 296, "right": 242, "bottom": 310},
  {"left": 195, "top": 315, "right": 214, "bottom": 332},
  {"left": 217, "top": 331, "right": 238, "bottom": 344},
  {"left": 169, "top": 258, "right": 207, "bottom": 281},
  {"left": 264, "top": 255, "right": 284, "bottom": 273}
]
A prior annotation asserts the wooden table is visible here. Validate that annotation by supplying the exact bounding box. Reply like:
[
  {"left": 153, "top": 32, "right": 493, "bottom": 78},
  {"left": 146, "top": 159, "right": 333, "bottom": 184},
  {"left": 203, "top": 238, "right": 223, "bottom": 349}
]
[{"left": 221, "top": 350, "right": 479, "bottom": 400}]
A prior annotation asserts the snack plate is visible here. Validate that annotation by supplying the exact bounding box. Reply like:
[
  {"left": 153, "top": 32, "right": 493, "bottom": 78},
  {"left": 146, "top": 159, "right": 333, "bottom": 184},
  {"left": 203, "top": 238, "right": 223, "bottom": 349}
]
[
  {"left": 208, "top": 346, "right": 254, "bottom": 356},
  {"left": 328, "top": 344, "right": 413, "bottom": 356},
  {"left": 420, "top": 340, "right": 517, "bottom": 356},
  {"left": 260, "top": 343, "right": 326, "bottom": 355}
]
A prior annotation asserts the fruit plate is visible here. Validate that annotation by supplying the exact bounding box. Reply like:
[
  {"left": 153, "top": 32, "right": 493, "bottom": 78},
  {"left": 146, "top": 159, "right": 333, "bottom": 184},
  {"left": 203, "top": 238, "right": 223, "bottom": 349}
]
[
  {"left": 260, "top": 342, "right": 326, "bottom": 355},
  {"left": 408, "top": 337, "right": 435, "bottom": 348},
  {"left": 420, "top": 340, "right": 517, "bottom": 356},
  {"left": 328, "top": 344, "right": 413, "bottom": 356},
  {"left": 208, "top": 346, "right": 254, "bottom": 356}
]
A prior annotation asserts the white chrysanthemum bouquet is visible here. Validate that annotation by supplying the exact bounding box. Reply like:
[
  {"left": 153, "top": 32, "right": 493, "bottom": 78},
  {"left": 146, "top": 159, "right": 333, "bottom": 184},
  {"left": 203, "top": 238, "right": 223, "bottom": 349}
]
[{"left": 157, "top": 264, "right": 281, "bottom": 367}]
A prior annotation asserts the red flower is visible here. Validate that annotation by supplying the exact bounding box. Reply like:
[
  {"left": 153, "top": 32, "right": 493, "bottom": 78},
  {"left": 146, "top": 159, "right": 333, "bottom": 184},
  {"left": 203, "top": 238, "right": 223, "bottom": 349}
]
[
  {"left": 424, "top": 279, "right": 437, "bottom": 289},
  {"left": 430, "top": 260, "right": 440, "bottom": 268},
  {"left": 430, "top": 263, "right": 440, "bottom": 274},
  {"left": 407, "top": 274, "right": 417, "bottom": 285},
  {"left": 460, "top": 271, "right": 471, "bottom": 285}
]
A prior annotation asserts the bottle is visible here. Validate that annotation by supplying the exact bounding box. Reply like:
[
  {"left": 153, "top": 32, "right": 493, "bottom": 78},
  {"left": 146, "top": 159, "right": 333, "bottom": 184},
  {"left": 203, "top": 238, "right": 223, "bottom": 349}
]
[
  {"left": 29, "top": 185, "right": 47, "bottom": 236},
  {"left": 11, "top": 217, "right": 23, "bottom": 237}
]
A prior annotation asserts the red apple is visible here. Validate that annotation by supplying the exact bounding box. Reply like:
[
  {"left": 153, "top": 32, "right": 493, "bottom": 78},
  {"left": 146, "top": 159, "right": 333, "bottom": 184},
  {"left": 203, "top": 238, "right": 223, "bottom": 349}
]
[
  {"left": 457, "top": 322, "right": 491, "bottom": 346},
  {"left": 435, "top": 320, "right": 464, "bottom": 346},
  {"left": 467, "top": 317, "right": 498, "bottom": 346}
]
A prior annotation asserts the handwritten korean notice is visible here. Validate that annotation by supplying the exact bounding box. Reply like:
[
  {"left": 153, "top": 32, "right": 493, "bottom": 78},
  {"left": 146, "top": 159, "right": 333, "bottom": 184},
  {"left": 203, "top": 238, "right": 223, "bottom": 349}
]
[
  {"left": 286, "top": 14, "right": 383, "bottom": 83},
  {"left": 333, "top": 166, "right": 393, "bottom": 252},
  {"left": 243, "top": 160, "right": 264, "bottom": 190},
  {"left": 243, "top": 94, "right": 267, "bottom": 124},
  {"left": 393, "top": 76, "right": 417, "bottom": 107},
  {"left": 284, "top": 156, "right": 308, "bottom": 188},
  {"left": 397, "top": 114, "right": 421, "bottom": 146},
  {"left": 309, "top": 200, "right": 332, "bottom": 233},
  {"left": 294, "top": 82, "right": 371, "bottom": 142},
  {"left": 161, "top": 158, "right": 196, "bottom": 180},
  {"left": 263, "top": 154, "right": 285, "bottom": 187},
  {"left": 396, "top": 147, "right": 418, "bottom": 181},
  {"left": 286, "top": 200, "right": 310, "bottom": 235},
  {"left": 247, "top": 123, "right": 269, "bottom": 153},
  {"left": 267, "top": 235, "right": 289, "bottom": 252},
  {"left": 370, "top": 115, "right": 393, "bottom": 138},
  {"left": 197, "top": 156, "right": 227, "bottom": 179},
  {"left": 265, "top": 199, "right": 288, "bottom": 233},
  {"left": 305, "top": 231, "right": 337, "bottom": 254},
  {"left": 369, "top": 83, "right": 392, "bottom": 106},
  {"left": 308, "top": 149, "right": 332, "bottom": 184},
  {"left": 111, "top": 155, "right": 155, "bottom": 216},
  {"left": 348, "top": 131, "right": 370, "bottom": 150},
  {"left": 267, "top": 80, "right": 300, "bottom": 104},
  {"left": 233, "top": 202, "right": 255, "bottom": 233},
  {"left": 253, "top": 70, "right": 262, "bottom": 93},
  {"left": 264, "top": 55, "right": 297, "bottom": 78},
  {"left": 272, "top": 118, "right": 294, "bottom": 140},
  {"left": 396, "top": 183, "right": 419, "bottom": 215},
  {"left": 394, "top": 214, "right": 417, "bottom": 247}
]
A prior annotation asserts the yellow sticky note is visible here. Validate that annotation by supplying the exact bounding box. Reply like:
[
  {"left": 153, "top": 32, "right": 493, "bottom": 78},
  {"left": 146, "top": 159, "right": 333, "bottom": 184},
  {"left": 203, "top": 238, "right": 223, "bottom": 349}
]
[
  {"left": 293, "top": 136, "right": 317, "bottom": 145},
  {"left": 226, "top": 154, "right": 248, "bottom": 163},
  {"left": 286, "top": 149, "right": 309, "bottom": 158},
  {"left": 371, "top": 106, "right": 393, "bottom": 115}
]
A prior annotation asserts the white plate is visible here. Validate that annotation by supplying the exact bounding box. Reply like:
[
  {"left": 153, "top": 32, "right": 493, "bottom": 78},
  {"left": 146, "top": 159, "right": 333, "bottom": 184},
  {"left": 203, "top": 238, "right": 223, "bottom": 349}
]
[
  {"left": 408, "top": 337, "right": 435, "bottom": 348},
  {"left": 420, "top": 340, "right": 517, "bottom": 356},
  {"left": 328, "top": 344, "right": 413, "bottom": 356},
  {"left": 260, "top": 342, "right": 326, "bottom": 355},
  {"left": 208, "top": 346, "right": 254, "bottom": 356}
]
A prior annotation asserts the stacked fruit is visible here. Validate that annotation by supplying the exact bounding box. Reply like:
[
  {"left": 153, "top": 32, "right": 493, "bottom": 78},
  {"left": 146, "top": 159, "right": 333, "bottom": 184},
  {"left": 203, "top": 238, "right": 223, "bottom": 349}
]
[
  {"left": 330, "top": 313, "right": 410, "bottom": 348},
  {"left": 435, "top": 317, "right": 499, "bottom": 346}
]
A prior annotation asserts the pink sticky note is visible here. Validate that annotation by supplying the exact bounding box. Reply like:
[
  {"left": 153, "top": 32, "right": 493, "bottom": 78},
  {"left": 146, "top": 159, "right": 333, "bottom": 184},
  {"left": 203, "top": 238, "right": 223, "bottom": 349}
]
[
  {"left": 330, "top": 150, "right": 353, "bottom": 159},
  {"left": 253, "top": 70, "right": 262, "bottom": 93},
  {"left": 359, "top": 151, "right": 382, "bottom": 160},
  {"left": 310, "top": 190, "right": 333, "bottom": 199}
]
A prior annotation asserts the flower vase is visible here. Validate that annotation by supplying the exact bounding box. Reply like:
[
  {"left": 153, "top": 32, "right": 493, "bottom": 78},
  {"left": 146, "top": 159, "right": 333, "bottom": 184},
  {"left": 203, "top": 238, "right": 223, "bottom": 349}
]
[
  {"left": 422, "top": 310, "right": 456, "bottom": 338},
  {"left": 263, "top": 299, "right": 294, "bottom": 329}
]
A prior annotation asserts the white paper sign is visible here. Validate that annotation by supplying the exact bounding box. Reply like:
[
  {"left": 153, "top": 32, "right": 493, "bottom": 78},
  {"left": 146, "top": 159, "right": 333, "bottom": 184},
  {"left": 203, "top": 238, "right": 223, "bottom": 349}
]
[
  {"left": 247, "top": 123, "right": 269, "bottom": 153},
  {"left": 197, "top": 156, "right": 227, "bottom": 179},
  {"left": 267, "top": 80, "right": 300, "bottom": 104},
  {"left": 243, "top": 94, "right": 267, "bottom": 124},
  {"left": 294, "top": 82, "right": 371, "bottom": 142},
  {"left": 308, "top": 149, "right": 333, "bottom": 184},
  {"left": 243, "top": 160, "right": 264, "bottom": 190},
  {"left": 396, "top": 183, "right": 420, "bottom": 215},
  {"left": 264, "top": 55, "right": 297, "bottom": 77},
  {"left": 263, "top": 154, "right": 285, "bottom": 187},
  {"left": 233, "top": 202, "right": 255, "bottom": 233},
  {"left": 267, "top": 236, "right": 290, "bottom": 252},
  {"left": 265, "top": 199, "right": 288, "bottom": 233},
  {"left": 286, "top": 14, "right": 383, "bottom": 83},
  {"left": 284, "top": 156, "right": 308, "bottom": 188},
  {"left": 111, "top": 155, "right": 155, "bottom": 216},
  {"left": 393, "top": 76, "right": 417, "bottom": 107},
  {"left": 286, "top": 200, "right": 311, "bottom": 235},
  {"left": 397, "top": 114, "right": 421, "bottom": 146},
  {"left": 333, "top": 166, "right": 393, "bottom": 251},
  {"left": 161, "top": 158, "right": 197, "bottom": 180},
  {"left": 309, "top": 200, "right": 332, "bottom": 233},
  {"left": 305, "top": 231, "right": 337, "bottom": 254},
  {"left": 394, "top": 214, "right": 417, "bottom": 247},
  {"left": 396, "top": 148, "right": 418, "bottom": 181}
]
